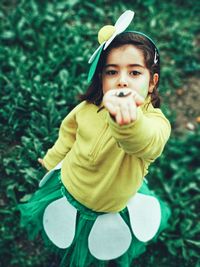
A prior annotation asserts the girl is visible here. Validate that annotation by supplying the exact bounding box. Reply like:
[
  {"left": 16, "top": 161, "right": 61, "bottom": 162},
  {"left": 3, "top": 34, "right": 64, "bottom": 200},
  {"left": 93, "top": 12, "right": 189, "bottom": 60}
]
[{"left": 19, "top": 10, "right": 171, "bottom": 267}]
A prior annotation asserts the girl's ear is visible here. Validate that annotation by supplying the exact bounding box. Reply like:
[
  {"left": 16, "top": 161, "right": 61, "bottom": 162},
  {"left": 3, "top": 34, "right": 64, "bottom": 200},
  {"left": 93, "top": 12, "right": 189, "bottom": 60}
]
[{"left": 149, "top": 73, "right": 159, "bottom": 93}]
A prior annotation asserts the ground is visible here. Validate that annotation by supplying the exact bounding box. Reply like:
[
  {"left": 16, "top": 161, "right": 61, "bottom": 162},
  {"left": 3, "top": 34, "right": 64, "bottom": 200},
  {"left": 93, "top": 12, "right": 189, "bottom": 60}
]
[{"left": 167, "top": 76, "right": 200, "bottom": 133}]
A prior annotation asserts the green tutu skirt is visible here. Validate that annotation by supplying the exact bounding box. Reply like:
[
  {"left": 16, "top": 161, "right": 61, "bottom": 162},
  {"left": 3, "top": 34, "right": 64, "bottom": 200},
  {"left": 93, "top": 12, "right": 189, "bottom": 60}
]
[{"left": 18, "top": 170, "right": 170, "bottom": 267}]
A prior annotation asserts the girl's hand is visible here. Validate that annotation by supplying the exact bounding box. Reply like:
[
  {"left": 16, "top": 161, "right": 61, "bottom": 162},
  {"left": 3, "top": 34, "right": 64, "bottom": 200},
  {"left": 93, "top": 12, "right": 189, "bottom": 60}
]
[
  {"left": 38, "top": 158, "right": 45, "bottom": 168},
  {"left": 103, "top": 89, "right": 144, "bottom": 125}
]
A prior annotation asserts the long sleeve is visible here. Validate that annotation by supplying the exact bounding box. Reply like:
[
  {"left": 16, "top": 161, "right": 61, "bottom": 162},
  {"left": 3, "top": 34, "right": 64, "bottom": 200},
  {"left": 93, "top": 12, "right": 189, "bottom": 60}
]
[
  {"left": 43, "top": 106, "right": 79, "bottom": 170},
  {"left": 107, "top": 104, "right": 171, "bottom": 162}
]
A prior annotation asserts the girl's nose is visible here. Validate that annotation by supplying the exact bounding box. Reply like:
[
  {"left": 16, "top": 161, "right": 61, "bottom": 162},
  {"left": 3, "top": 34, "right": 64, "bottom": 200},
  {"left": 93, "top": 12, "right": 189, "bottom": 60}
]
[{"left": 117, "top": 74, "right": 128, "bottom": 88}]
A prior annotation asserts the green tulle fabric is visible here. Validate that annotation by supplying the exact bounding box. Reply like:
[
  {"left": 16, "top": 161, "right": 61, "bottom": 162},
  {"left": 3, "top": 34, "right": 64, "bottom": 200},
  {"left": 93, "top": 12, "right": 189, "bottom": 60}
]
[{"left": 18, "top": 170, "right": 171, "bottom": 267}]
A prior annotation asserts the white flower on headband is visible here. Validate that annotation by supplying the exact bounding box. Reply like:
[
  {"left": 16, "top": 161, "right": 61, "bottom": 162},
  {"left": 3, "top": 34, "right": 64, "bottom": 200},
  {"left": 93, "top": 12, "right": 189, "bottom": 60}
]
[{"left": 88, "top": 10, "right": 135, "bottom": 64}]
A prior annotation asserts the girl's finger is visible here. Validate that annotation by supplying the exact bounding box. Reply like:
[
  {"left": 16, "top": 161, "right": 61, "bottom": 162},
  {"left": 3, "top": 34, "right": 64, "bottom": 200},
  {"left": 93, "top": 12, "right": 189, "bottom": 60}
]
[
  {"left": 131, "top": 92, "right": 144, "bottom": 106},
  {"left": 129, "top": 100, "right": 137, "bottom": 121},
  {"left": 38, "top": 158, "right": 44, "bottom": 166},
  {"left": 120, "top": 103, "right": 131, "bottom": 124},
  {"left": 104, "top": 101, "right": 117, "bottom": 116},
  {"left": 115, "top": 106, "right": 123, "bottom": 125}
]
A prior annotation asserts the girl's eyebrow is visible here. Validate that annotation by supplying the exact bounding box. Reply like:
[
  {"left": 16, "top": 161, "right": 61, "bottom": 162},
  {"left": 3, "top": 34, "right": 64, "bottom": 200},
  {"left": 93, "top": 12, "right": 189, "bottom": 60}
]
[{"left": 105, "top": 64, "right": 145, "bottom": 68}]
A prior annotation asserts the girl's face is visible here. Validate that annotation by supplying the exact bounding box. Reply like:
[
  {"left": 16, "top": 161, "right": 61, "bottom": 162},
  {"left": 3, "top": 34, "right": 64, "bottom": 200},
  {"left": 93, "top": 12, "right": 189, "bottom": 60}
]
[{"left": 102, "top": 44, "right": 158, "bottom": 98}]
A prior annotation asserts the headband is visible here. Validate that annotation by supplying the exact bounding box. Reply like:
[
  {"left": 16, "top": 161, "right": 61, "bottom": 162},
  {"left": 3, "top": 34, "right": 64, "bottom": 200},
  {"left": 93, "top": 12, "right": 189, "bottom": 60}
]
[{"left": 87, "top": 10, "right": 159, "bottom": 83}]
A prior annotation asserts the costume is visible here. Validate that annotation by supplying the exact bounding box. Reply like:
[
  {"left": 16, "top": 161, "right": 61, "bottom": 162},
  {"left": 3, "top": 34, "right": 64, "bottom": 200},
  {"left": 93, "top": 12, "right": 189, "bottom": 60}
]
[
  {"left": 18, "top": 10, "right": 171, "bottom": 267},
  {"left": 19, "top": 99, "right": 171, "bottom": 266},
  {"left": 42, "top": 100, "right": 170, "bottom": 213}
]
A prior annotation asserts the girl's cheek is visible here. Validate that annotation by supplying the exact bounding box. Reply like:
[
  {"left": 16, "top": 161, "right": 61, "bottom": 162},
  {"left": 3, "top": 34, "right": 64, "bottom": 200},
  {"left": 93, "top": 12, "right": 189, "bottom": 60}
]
[
  {"left": 138, "top": 87, "right": 149, "bottom": 98},
  {"left": 134, "top": 81, "right": 149, "bottom": 98}
]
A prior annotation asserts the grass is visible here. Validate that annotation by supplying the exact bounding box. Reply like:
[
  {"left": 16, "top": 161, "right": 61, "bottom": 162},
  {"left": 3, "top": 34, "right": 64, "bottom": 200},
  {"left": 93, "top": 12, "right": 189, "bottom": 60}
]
[{"left": 0, "top": 0, "right": 199, "bottom": 266}]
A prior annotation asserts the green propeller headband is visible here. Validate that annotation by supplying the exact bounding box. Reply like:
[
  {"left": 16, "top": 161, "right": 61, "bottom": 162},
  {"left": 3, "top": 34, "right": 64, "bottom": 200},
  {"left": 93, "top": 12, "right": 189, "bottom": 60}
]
[{"left": 87, "top": 10, "right": 159, "bottom": 83}]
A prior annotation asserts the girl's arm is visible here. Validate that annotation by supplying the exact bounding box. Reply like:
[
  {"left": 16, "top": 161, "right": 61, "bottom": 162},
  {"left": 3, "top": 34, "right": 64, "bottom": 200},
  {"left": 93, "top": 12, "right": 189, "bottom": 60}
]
[
  {"left": 41, "top": 103, "right": 82, "bottom": 171},
  {"left": 103, "top": 89, "right": 171, "bottom": 162}
]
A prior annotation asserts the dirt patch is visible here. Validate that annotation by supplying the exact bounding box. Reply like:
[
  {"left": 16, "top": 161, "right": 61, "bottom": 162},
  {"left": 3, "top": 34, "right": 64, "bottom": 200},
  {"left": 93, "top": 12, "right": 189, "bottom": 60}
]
[{"left": 167, "top": 76, "right": 200, "bottom": 133}]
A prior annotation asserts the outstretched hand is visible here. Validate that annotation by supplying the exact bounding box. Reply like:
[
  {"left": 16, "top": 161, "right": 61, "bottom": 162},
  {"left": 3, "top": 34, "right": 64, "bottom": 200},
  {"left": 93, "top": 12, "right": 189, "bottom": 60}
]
[{"left": 103, "top": 89, "right": 144, "bottom": 125}]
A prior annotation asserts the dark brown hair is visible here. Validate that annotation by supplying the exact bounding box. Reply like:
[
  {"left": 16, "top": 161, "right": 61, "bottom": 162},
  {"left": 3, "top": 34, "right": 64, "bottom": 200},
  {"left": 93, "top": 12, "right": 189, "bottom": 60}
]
[{"left": 79, "top": 32, "right": 161, "bottom": 108}]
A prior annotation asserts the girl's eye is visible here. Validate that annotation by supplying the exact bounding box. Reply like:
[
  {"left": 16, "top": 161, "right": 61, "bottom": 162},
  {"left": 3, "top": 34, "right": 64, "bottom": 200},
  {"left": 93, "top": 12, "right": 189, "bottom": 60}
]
[
  {"left": 130, "top": 71, "right": 141, "bottom": 76},
  {"left": 105, "top": 70, "right": 117, "bottom": 75}
]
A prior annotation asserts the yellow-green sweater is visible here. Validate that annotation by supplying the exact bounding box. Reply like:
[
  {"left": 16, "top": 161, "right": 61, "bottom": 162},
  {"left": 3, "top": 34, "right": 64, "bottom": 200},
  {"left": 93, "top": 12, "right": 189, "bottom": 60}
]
[{"left": 43, "top": 100, "right": 171, "bottom": 212}]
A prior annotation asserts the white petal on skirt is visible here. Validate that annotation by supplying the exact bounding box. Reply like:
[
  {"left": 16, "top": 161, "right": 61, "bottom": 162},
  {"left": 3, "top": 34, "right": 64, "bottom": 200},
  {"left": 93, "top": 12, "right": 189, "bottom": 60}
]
[
  {"left": 88, "top": 213, "right": 132, "bottom": 260},
  {"left": 43, "top": 196, "right": 77, "bottom": 249},
  {"left": 127, "top": 193, "right": 161, "bottom": 242}
]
